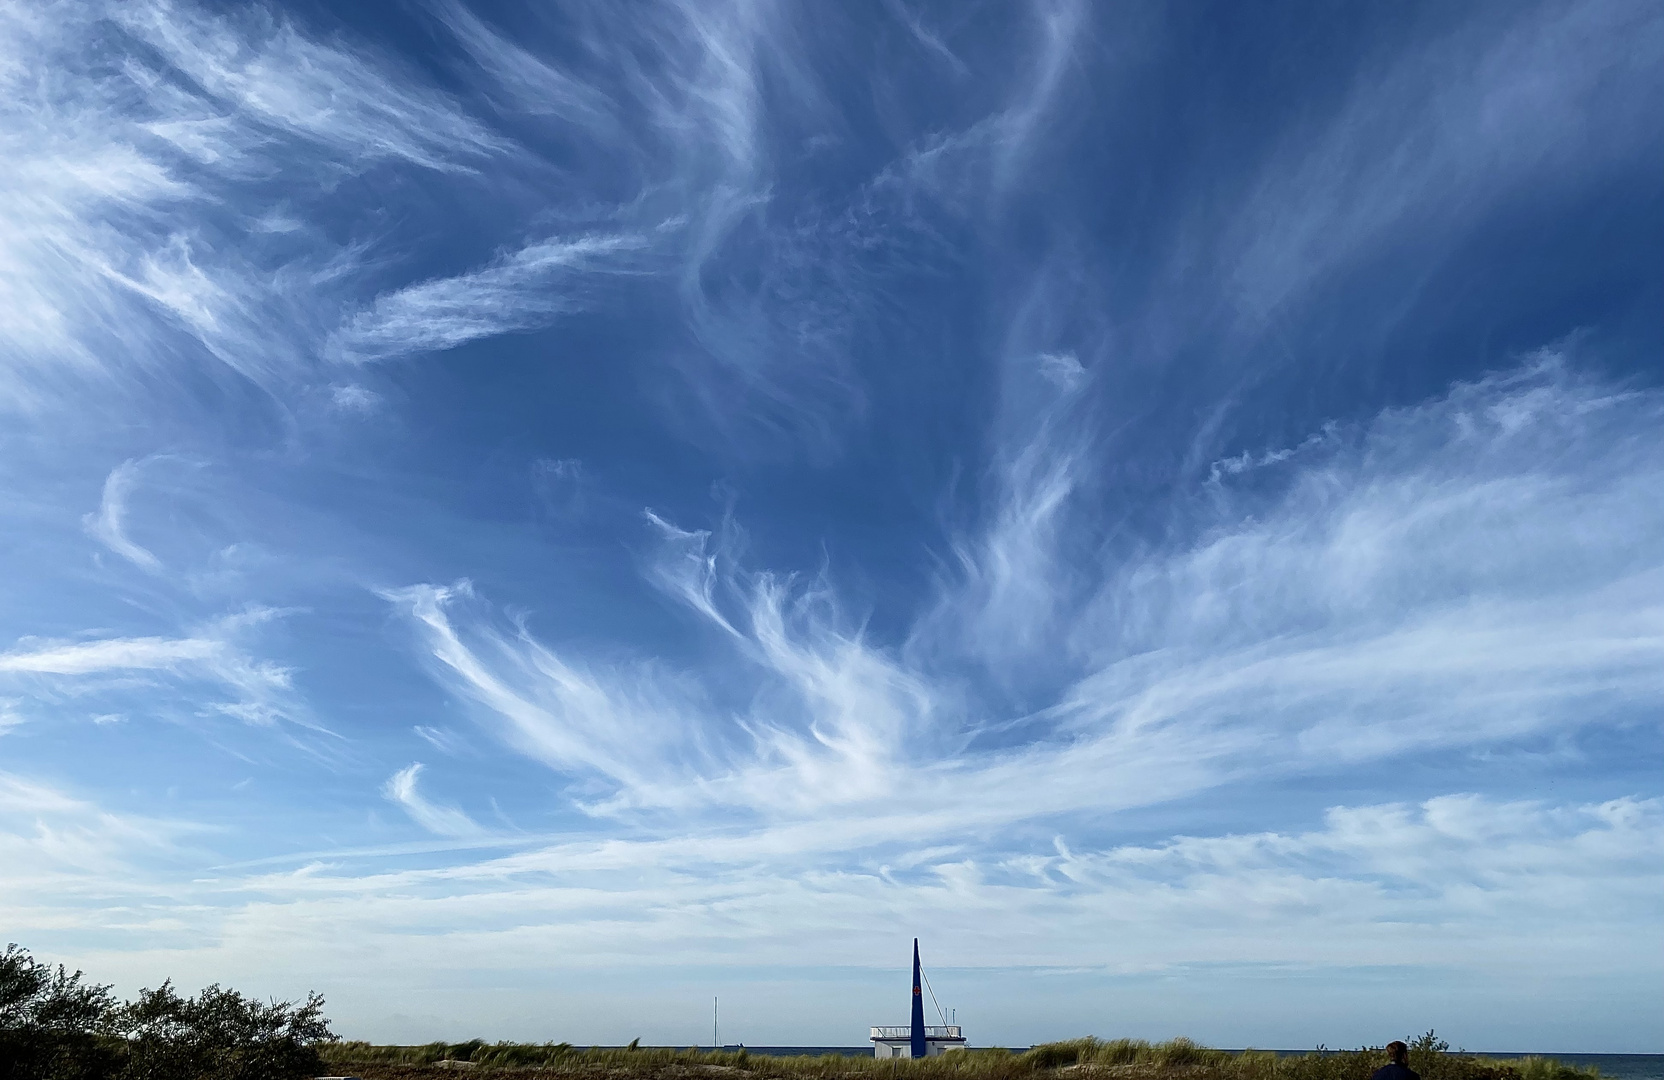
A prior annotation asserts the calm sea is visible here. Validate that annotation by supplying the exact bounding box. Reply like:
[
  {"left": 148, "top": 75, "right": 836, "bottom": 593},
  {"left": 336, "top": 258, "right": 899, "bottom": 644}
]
[{"left": 731, "top": 1049, "right": 1663, "bottom": 1080}]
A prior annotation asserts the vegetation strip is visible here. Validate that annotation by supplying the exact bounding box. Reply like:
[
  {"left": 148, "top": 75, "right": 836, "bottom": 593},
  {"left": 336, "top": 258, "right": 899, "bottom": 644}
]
[
  {"left": 323, "top": 1036, "right": 1602, "bottom": 1080},
  {"left": 0, "top": 945, "right": 1604, "bottom": 1080}
]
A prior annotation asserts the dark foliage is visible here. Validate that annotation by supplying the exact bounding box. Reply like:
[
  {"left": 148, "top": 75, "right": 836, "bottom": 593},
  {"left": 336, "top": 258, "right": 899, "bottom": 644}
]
[
  {"left": 0, "top": 945, "right": 334, "bottom": 1080},
  {"left": 114, "top": 980, "right": 334, "bottom": 1080},
  {"left": 0, "top": 944, "right": 122, "bottom": 1080}
]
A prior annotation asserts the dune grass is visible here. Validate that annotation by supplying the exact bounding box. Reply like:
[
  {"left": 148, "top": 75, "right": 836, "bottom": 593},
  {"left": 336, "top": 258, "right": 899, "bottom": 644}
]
[{"left": 322, "top": 1034, "right": 1604, "bottom": 1080}]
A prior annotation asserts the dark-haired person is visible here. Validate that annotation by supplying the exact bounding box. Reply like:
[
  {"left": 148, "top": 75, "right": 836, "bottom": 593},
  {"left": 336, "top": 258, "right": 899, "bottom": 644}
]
[{"left": 1371, "top": 1041, "right": 1420, "bottom": 1080}]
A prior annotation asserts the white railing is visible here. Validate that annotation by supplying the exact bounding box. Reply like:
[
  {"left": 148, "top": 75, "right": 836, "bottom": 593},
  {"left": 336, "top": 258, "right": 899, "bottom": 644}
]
[{"left": 870, "top": 1026, "right": 963, "bottom": 1040}]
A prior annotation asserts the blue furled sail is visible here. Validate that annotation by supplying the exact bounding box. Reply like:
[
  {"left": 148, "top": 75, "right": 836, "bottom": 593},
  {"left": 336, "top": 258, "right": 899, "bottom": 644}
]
[{"left": 911, "top": 938, "right": 926, "bottom": 1059}]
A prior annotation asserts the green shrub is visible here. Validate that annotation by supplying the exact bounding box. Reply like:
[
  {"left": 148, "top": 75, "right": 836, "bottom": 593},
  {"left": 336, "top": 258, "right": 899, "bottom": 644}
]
[
  {"left": 1, "top": 944, "right": 334, "bottom": 1080},
  {"left": 1, "top": 944, "right": 125, "bottom": 1080},
  {"left": 114, "top": 980, "right": 334, "bottom": 1080}
]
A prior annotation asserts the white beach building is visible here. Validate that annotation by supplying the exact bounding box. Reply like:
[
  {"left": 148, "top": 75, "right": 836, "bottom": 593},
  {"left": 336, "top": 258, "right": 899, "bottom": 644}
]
[
  {"left": 870, "top": 940, "right": 967, "bottom": 1058},
  {"left": 870, "top": 1025, "right": 966, "bottom": 1059}
]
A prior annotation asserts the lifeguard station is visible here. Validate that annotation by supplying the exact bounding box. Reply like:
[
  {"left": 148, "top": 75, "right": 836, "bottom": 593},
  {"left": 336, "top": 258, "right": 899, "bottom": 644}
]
[{"left": 869, "top": 940, "right": 966, "bottom": 1058}]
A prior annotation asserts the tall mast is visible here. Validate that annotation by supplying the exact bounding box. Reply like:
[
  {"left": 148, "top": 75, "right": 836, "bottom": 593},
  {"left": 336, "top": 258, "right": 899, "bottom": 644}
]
[{"left": 910, "top": 938, "right": 926, "bottom": 1059}]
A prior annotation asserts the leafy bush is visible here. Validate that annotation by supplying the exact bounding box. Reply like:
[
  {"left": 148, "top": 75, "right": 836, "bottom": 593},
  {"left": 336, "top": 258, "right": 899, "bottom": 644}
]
[
  {"left": 114, "top": 980, "right": 333, "bottom": 1080},
  {"left": 0, "top": 945, "right": 334, "bottom": 1080},
  {"left": 0, "top": 944, "right": 122, "bottom": 1080}
]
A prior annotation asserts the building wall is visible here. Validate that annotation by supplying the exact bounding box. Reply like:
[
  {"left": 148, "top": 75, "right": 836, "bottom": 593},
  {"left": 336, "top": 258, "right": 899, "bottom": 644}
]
[{"left": 872, "top": 1039, "right": 966, "bottom": 1059}]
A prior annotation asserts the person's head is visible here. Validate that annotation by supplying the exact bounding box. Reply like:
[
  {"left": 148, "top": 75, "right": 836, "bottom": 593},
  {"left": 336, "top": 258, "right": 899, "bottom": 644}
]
[{"left": 1386, "top": 1043, "right": 1409, "bottom": 1066}]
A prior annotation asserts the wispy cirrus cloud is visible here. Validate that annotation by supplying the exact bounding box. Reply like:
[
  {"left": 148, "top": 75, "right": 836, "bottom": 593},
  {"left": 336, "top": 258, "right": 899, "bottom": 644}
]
[
  {"left": 223, "top": 794, "right": 1664, "bottom": 974},
  {"left": 328, "top": 233, "right": 651, "bottom": 364},
  {"left": 402, "top": 0, "right": 1099, "bottom": 449},
  {"left": 915, "top": 346, "right": 1096, "bottom": 678},
  {"left": 384, "top": 763, "right": 484, "bottom": 838},
  {"left": 382, "top": 356, "right": 1664, "bottom": 846},
  {"left": 0, "top": 773, "right": 209, "bottom": 932},
  {"left": 0, "top": 636, "right": 230, "bottom": 676},
  {"left": 0, "top": 0, "right": 506, "bottom": 412},
  {"left": 390, "top": 505, "right": 951, "bottom": 818},
  {"left": 0, "top": 612, "right": 304, "bottom": 730},
  {"left": 116, "top": 1, "right": 507, "bottom": 171},
  {"left": 1219, "top": 0, "right": 1664, "bottom": 322},
  {"left": 3, "top": 0, "right": 1661, "bottom": 1049},
  {"left": 83, "top": 459, "right": 164, "bottom": 572},
  {"left": 383, "top": 581, "right": 714, "bottom": 800},
  {"left": 868, "top": 0, "right": 1091, "bottom": 219},
  {"left": 431, "top": 0, "right": 615, "bottom": 126}
]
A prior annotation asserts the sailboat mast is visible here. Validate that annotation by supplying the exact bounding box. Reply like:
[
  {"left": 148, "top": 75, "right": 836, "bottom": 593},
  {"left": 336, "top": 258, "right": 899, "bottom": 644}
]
[{"left": 910, "top": 939, "right": 926, "bottom": 1059}]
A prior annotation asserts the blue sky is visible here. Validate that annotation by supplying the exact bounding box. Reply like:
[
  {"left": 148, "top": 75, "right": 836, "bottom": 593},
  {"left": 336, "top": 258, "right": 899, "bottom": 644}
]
[{"left": 3, "top": 0, "right": 1663, "bottom": 1053}]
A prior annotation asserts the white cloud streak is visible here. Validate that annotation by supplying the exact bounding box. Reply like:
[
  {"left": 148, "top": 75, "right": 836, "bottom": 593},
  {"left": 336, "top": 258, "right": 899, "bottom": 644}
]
[
  {"left": 382, "top": 582, "right": 711, "bottom": 799},
  {"left": 83, "top": 460, "right": 163, "bottom": 572},
  {"left": 0, "top": 614, "right": 302, "bottom": 728},
  {"left": 235, "top": 793, "right": 1664, "bottom": 974},
  {"left": 6, "top": 788, "right": 1659, "bottom": 1044},
  {"left": 432, "top": 0, "right": 615, "bottom": 126},
  {"left": 0, "top": 772, "right": 199, "bottom": 897},
  {"left": 383, "top": 764, "right": 484, "bottom": 838},
  {"left": 4, "top": 351, "right": 1660, "bottom": 1040},
  {"left": 871, "top": 0, "right": 1090, "bottom": 213},
  {"left": 1221, "top": 0, "right": 1664, "bottom": 322},
  {"left": 328, "top": 234, "right": 649, "bottom": 364},
  {"left": 0, "top": 0, "right": 506, "bottom": 412},
  {"left": 381, "top": 357, "right": 1664, "bottom": 854},
  {"left": 0, "top": 636, "right": 224, "bottom": 676},
  {"left": 116, "top": 1, "right": 507, "bottom": 171}
]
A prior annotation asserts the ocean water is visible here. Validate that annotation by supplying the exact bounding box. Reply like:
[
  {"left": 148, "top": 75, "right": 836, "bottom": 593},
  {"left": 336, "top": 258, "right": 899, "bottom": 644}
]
[{"left": 733, "top": 1049, "right": 1664, "bottom": 1079}]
